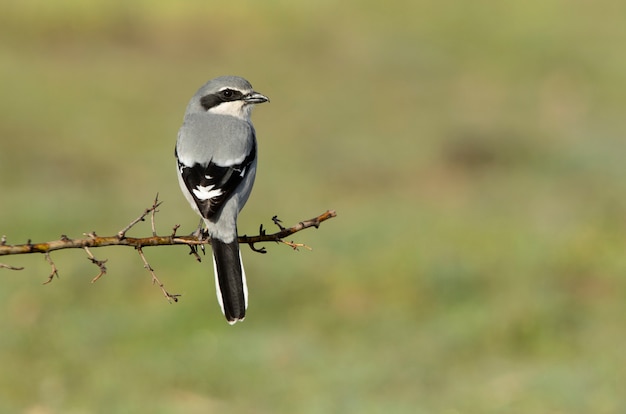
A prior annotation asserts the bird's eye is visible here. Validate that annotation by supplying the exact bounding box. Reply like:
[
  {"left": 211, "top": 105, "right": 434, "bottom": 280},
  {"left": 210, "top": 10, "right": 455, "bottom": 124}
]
[{"left": 222, "top": 89, "right": 233, "bottom": 98}]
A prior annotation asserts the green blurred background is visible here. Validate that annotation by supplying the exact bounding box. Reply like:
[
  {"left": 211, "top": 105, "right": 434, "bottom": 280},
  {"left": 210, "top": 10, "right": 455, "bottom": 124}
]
[{"left": 1, "top": 1, "right": 626, "bottom": 412}]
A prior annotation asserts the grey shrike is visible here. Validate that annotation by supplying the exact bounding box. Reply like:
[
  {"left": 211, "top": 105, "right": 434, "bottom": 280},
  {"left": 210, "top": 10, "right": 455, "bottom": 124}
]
[{"left": 175, "top": 76, "right": 269, "bottom": 324}]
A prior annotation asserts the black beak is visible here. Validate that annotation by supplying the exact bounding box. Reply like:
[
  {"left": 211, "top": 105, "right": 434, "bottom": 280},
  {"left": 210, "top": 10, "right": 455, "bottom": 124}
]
[{"left": 244, "top": 92, "right": 270, "bottom": 104}]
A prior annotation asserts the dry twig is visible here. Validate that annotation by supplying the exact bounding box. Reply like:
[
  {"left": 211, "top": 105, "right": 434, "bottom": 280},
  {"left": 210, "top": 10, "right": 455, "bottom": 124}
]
[
  {"left": 117, "top": 195, "right": 162, "bottom": 239},
  {"left": 0, "top": 263, "right": 24, "bottom": 271},
  {"left": 43, "top": 252, "right": 59, "bottom": 285},
  {"left": 84, "top": 246, "right": 108, "bottom": 283},
  {"left": 136, "top": 246, "right": 181, "bottom": 303}
]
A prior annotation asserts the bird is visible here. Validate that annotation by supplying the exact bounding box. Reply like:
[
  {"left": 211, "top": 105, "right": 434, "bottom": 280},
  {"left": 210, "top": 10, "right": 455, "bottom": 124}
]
[{"left": 175, "top": 76, "right": 269, "bottom": 324}]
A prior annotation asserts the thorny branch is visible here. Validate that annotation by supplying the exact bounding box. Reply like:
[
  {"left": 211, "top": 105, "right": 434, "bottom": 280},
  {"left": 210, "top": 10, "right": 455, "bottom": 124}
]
[{"left": 0, "top": 195, "right": 337, "bottom": 302}]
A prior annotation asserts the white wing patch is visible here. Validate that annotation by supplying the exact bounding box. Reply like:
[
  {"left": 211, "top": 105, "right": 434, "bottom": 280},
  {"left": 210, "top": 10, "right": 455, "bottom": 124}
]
[{"left": 192, "top": 176, "right": 223, "bottom": 201}]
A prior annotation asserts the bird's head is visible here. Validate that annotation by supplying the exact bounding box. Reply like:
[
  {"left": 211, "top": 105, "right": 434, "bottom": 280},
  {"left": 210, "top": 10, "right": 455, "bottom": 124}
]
[{"left": 190, "top": 76, "right": 269, "bottom": 120}]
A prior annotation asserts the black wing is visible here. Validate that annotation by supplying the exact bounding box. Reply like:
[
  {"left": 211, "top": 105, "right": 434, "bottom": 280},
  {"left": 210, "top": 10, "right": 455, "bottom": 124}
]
[{"left": 177, "top": 143, "right": 256, "bottom": 219}]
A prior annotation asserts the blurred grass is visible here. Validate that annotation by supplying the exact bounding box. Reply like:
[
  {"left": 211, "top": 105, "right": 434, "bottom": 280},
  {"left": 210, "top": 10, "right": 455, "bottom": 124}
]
[{"left": 1, "top": 0, "right": 626, "bottom": 412}]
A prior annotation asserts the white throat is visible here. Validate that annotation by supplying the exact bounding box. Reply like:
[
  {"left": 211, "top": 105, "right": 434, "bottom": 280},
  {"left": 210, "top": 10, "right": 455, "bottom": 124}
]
[{"left": 207, "top": 101, "right": 252, "bottom": 120}]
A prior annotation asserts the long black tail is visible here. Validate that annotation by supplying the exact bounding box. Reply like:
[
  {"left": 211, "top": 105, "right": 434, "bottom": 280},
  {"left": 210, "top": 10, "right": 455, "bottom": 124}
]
[{"left": 211, "top": 238, "right": 248, "bottom": 324}]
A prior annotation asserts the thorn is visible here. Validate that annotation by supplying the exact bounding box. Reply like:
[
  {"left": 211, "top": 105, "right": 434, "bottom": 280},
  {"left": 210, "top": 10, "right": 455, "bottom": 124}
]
[
  {"left": 171, "top": 224, "right": 180, "bottom": 237},
  {"left": 272, "top": 215, "right": 285, "bottom": 230},
  {"left": 166, "top": 292, "right": 182, "bottom": 303},
  {"left": 188, "top": 245, "right": 202, "bottom": 262},
  {"left": 248, "top": 243, "right": 267, "bottom": 254}
]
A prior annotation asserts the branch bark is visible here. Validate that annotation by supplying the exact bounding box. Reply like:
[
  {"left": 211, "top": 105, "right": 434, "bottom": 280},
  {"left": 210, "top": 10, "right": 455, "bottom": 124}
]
[
  {"left": 0, "top": 196, "right": 336, "bottom": 300},
  {"left": 0, "top": 210, "right": 336, "bottom": 256}
]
